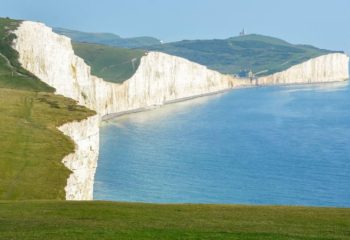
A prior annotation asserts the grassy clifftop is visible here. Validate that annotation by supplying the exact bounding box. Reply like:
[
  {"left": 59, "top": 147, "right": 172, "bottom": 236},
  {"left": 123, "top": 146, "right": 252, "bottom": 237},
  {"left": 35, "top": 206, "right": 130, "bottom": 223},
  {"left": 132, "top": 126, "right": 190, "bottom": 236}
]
[
  {"left": 145, "top": 34, "right": 337, "bottom": 76},
  {"left": 0, "top": 17, "right": 95, "bottom": 200},
  {"left": 54, "top": 27, "right": 161, "bottom": 48},
  {"left": 56, "top": 26, "right": 339, "bottom": 78},
  {"left": 72, "top": 42, "right": 145, "bottom": 84}
]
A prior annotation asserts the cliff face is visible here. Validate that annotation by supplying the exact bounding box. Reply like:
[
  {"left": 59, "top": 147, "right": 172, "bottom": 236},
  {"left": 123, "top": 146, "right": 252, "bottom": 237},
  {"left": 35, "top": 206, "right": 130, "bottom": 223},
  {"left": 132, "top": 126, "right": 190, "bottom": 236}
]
[
  {"left": 58, "top": 115, "right": 99, "bottom": 200},
  {"left": 12, "top": 21, "right": 349, "bottom": 200},
  {"left": 258, "top": 53, "right": 349, "bottom": 85}
]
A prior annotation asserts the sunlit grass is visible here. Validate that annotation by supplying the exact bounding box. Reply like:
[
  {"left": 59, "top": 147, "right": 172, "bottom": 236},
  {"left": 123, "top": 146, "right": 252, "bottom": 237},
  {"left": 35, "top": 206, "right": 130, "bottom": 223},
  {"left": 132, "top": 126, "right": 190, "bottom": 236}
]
[
  {"left": 0, "top": 201, "right": 349, "bottom": 240},
  {"left": 73, "top": 42, "right": 145, "bottom": 83}
]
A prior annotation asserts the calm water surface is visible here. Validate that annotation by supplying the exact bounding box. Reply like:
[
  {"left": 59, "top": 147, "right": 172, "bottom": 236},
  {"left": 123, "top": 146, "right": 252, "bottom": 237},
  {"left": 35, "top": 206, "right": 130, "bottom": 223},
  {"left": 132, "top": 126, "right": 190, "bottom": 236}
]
[{"left": 94, "top": 82, "right": 350, "bottom": 207}]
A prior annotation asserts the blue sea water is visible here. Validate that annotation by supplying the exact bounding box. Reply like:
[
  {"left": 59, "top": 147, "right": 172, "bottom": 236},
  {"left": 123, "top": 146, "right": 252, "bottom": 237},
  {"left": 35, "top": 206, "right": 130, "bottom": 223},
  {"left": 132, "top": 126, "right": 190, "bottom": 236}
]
[{"left": 94, "top": 82, "right": 350, "bottom": 207}]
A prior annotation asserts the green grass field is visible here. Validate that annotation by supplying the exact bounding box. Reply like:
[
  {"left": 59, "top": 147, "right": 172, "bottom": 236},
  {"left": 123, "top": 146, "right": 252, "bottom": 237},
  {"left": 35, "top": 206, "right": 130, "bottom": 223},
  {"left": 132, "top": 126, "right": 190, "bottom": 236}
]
[
  {"left": 0, "top": 88, "right": 95, "bottom": 200},
  {"left": 0, "top": 201, "right": 349, "bottom": 240},
  {"left": 0, "top": 17, "right": 95, "bottom": 200},
  {"left": 72, "top": 42, "right": 145, "bottom": 83}
]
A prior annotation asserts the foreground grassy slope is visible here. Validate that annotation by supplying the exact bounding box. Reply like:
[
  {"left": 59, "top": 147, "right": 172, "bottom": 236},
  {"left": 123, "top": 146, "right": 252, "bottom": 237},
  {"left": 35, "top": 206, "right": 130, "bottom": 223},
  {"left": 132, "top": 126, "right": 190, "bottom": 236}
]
[
  {"left": 0, "top": 89, "right": 95, "bottom": 199},
  {"left": 0, "top": 201, "right": 349, "bottom": 240},
  {"left": 145, "top": 34, "right": 336, "bottom": 76},
  {"left": 73, "top": 42, "right": 145, "bottom": 83},
  {"left": 55, "top": 27, "right": 161, "bottom": 48},
  {"left": 0, "top": 17, "right": 95, "bottom": 200}
]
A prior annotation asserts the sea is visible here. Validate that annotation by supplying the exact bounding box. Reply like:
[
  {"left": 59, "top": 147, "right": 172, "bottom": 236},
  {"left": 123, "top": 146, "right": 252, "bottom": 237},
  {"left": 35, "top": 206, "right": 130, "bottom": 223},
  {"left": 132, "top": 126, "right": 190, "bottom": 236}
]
[{"left": 94, "top": 81, "right": 350, "bottom": 207}]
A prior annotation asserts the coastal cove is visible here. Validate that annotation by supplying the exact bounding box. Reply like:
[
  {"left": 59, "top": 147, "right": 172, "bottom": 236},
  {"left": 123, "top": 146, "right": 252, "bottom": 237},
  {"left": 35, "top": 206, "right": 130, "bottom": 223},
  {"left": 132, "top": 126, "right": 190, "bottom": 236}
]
[{"left": 95, "top": 81, "right": 350, "bottom": 207}]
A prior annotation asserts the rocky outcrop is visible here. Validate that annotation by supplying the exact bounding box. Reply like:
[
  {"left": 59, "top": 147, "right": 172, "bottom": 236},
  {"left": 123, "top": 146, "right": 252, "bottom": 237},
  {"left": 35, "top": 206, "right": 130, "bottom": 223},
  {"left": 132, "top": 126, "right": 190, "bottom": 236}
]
[
  {"left": 12, "top": 21, "right": 349, "bottom": 200},
  {"left": 258, "top": 53, "right": 349, "bottom": 85}
]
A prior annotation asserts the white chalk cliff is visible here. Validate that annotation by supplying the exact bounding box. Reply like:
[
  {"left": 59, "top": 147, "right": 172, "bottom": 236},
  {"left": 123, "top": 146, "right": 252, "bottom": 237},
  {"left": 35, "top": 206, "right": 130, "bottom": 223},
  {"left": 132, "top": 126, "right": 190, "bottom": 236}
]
[
  {"left": 258, "top": 53, "right": 349, "bottom": 85},
  {"left": 58, "top": 115, "right": 100, "bottom": 200},
  {"left": 12, "top": 21, "right": 349, "bottom": 200}
]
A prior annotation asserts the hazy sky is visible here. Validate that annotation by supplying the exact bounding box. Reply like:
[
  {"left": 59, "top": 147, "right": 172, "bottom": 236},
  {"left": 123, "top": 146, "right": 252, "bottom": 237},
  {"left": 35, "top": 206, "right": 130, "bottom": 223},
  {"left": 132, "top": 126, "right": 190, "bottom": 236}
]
[{"left": 2, "top": 0, "right": 350, "bottom": 53}]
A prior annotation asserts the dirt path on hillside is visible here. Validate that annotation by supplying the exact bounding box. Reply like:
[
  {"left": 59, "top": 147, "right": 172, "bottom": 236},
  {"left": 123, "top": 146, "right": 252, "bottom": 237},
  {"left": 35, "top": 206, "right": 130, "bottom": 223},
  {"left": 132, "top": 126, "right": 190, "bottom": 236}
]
[{"left": 0, "top": 52, "right": 26, "bottom": 77}]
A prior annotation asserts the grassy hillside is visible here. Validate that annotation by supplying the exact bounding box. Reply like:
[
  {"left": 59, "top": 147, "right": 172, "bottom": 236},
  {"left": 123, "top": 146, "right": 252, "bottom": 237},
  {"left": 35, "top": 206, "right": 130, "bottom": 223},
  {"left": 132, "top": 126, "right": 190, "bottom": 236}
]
[
  {"left": 0, "top": 89, "right": 95, "bottom": 199},
  {"left": 1, "top": 201, "right": 349, "bottom": 240},
  {"left": 58, "top": 27, "right": 338, "bottom": 77},
  {"left": 54, "top": 27, "right": 161, "bottom": 48},
  {"left": 72, "top": 42, "right": 145, "bottom": 83},
  {"left": 0, "top": 17, "right": 95, "bottom": 200},
  {"left": 145, "top": 34, "right": 337, "bottom": 76}
]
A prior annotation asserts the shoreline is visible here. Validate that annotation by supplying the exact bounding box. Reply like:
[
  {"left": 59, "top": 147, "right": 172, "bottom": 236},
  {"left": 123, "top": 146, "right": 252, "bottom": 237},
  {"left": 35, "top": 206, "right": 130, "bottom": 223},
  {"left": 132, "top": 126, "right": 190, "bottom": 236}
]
[
  {"left": 101, "top": 87, "right": 237, "bottom": 121},
  {"left": 101, "top": 78, "right": 349, "bottom": 121}
]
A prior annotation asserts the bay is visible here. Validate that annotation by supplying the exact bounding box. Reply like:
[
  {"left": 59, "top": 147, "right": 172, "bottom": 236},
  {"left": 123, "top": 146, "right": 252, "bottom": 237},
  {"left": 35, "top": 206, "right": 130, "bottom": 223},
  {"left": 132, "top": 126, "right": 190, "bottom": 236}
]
[{"left": 94, "top": 81, "right": 350, "bottom": 207}]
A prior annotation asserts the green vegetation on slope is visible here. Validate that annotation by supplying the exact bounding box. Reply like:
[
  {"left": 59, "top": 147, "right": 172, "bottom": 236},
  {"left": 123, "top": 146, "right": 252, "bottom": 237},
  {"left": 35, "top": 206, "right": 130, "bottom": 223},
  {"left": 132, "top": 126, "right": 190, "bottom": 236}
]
[
  {"left": 0, "top": 89, "right": 95, "bottom": 199},
  {"left": 54, "top": 27, "right": 161, "bottom": 48},
  {"left": 145, "top": 34, "right": 337, "bottom": 76},
  {"left": 0, "top": 17, "right": 95, "bottom": 200},
  {"left": 57, "top": 27, "right": 338, "bottom": 78},
  {"left": 0, "top": 18, "right": 54, "bottom": 92},
  {"left": 1, "top": 201, "right": 349, "bottom": 240},
  {"left": 72, "top": 42, "right": 145, "bottom": 83}
]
